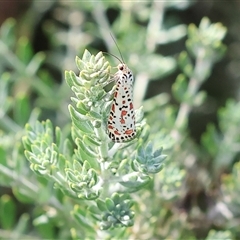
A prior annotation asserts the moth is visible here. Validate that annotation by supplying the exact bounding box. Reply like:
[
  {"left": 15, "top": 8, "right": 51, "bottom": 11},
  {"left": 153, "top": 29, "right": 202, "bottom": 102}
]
[{"left": 107, "top": 60, "right": 136, "bottom": 143}]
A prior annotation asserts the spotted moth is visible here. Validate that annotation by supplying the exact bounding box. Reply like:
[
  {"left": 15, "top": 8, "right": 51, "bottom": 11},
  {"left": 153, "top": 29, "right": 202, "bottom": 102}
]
[{"left": 107, "top": 62, "right": 136, "bottom": 143}]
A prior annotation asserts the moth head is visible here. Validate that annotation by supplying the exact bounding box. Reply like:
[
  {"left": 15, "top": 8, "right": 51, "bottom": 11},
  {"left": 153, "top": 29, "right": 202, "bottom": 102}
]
[{"left": 118, "top": 63, "right": 126, "bottom": 72}]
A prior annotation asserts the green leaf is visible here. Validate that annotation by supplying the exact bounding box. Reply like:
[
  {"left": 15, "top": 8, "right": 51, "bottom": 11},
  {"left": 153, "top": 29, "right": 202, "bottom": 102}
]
[
  {"left": 71, "top": 205, "right": 94, "bottom": 230},
  {"left": 0, "top": 18, "right": 16, "bottom": 48},
  {"left": 0, "top": 195, "right": 16, "bottom": 229},
  {"left": 172, "top": 74, "right": 188, "bottom": 103},
  {"left": 69, "top": 106, "right": 94, "bottom": 134},
  {"left": 192, "top": 91, "right": 207, "bottom": 106},
  {"left": 13, "top": 94, "right": 31, "bottom": 126},
  {"left": 76, "top": 138, "right": 98, "bottom": 158},
  {"left": 82, "top": 49, "right": 92, "bottom": 63},
  {"left": 187, "top": 17, "right": 227, "bottom": 64},
  {"left": 33, "top": 215, "right": 55, "bottom": 239},
  {"left": 97, "top": 199, "right": 107, "bottom": 211},
  {"left": 105, "top": 198, "right": 115, "bottom": 212},
  {"left": 120, "top": 174, "right": 150, "bottom": 190},
  {"left": 206, "top": 230, "right": 233, "bottom": 240},
  {"left": 178, "top": 51, "right": 193, "bottom": 77},
  {"left": 14, "top": 213, "right": 30, "bottom": 236},
  {"left": 137, "top": 54, "right": 176, "bottom": 80},
  {"left": 112, "top": 192, "right": 121, "bottom": 205},
  {"left": 76, "top": 101, "right": 90, "bottom": 115},
  {"left": 0, "top": 146, "right": 7, "bottom": 167},
  {"left": 83, "top": 135, "right": 101, "bottom": 147},
  {"left": 26, "top": 52, "right": 45, "bottom": 75},
  {"left": 16, "top": 37, "right": 33, "bottom": 64},
  {"left": 88, "top": 205, "right": 99, "bottom": 215}
]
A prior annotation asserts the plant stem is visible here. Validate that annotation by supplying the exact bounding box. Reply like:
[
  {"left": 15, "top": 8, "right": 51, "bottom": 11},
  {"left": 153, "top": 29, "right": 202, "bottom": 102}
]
[{"left": 172, "top": 52, "right": 210, "bottom": 140}]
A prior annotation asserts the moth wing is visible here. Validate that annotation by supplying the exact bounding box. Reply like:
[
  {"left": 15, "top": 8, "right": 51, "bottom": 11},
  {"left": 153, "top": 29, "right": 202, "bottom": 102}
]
[{"left": 107, "top": 76, "right": 136, "bottom": 142}]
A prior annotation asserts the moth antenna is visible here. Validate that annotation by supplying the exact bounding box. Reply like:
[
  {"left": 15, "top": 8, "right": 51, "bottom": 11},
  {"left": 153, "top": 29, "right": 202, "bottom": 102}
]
[
  {"left": 102, "top": 51, "right": 123, "bottom": 64},
  {"left": 109, "top": 32, "right": 125, "bottom": 63}
]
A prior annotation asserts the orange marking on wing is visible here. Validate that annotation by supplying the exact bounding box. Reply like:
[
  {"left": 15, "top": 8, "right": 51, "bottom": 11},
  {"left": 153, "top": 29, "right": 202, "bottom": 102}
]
[
  {"left": 108, "top": 125, "right": 113, "bottom": 129},
  {"left": 121, "top": 110, "right": 127, "bottom": 116},
  {"left": 125, "top": 129, "right": 133, "bottom": 135},
  {"left": 114, "top": 130, "right": 121, "bottom": 135},
  {"left": 114, "top": 92, "right": 118, "bottom": 98},
  {"left": 111, "top": 104, "right": 115, "bottom": 112},
  {"left": 120, "top": 118, "right": 125, "bottom": 124}
]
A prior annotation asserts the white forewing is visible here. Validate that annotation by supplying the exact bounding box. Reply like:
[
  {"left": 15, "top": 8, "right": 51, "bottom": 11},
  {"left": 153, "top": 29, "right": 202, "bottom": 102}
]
[{"left": 107, "top": 64, "right": 136, "bottom": 142}]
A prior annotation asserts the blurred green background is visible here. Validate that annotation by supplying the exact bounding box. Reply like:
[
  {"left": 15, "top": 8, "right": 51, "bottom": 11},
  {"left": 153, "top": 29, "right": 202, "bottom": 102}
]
[{"left": 0, "top": 0, "right": 240, "bottom": 239}]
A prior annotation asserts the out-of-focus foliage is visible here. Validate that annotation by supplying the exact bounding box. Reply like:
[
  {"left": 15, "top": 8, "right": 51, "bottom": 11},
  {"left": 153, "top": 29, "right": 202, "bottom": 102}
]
[{"left": 0, "top": 0, "right": 239, "bottom": 239}]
